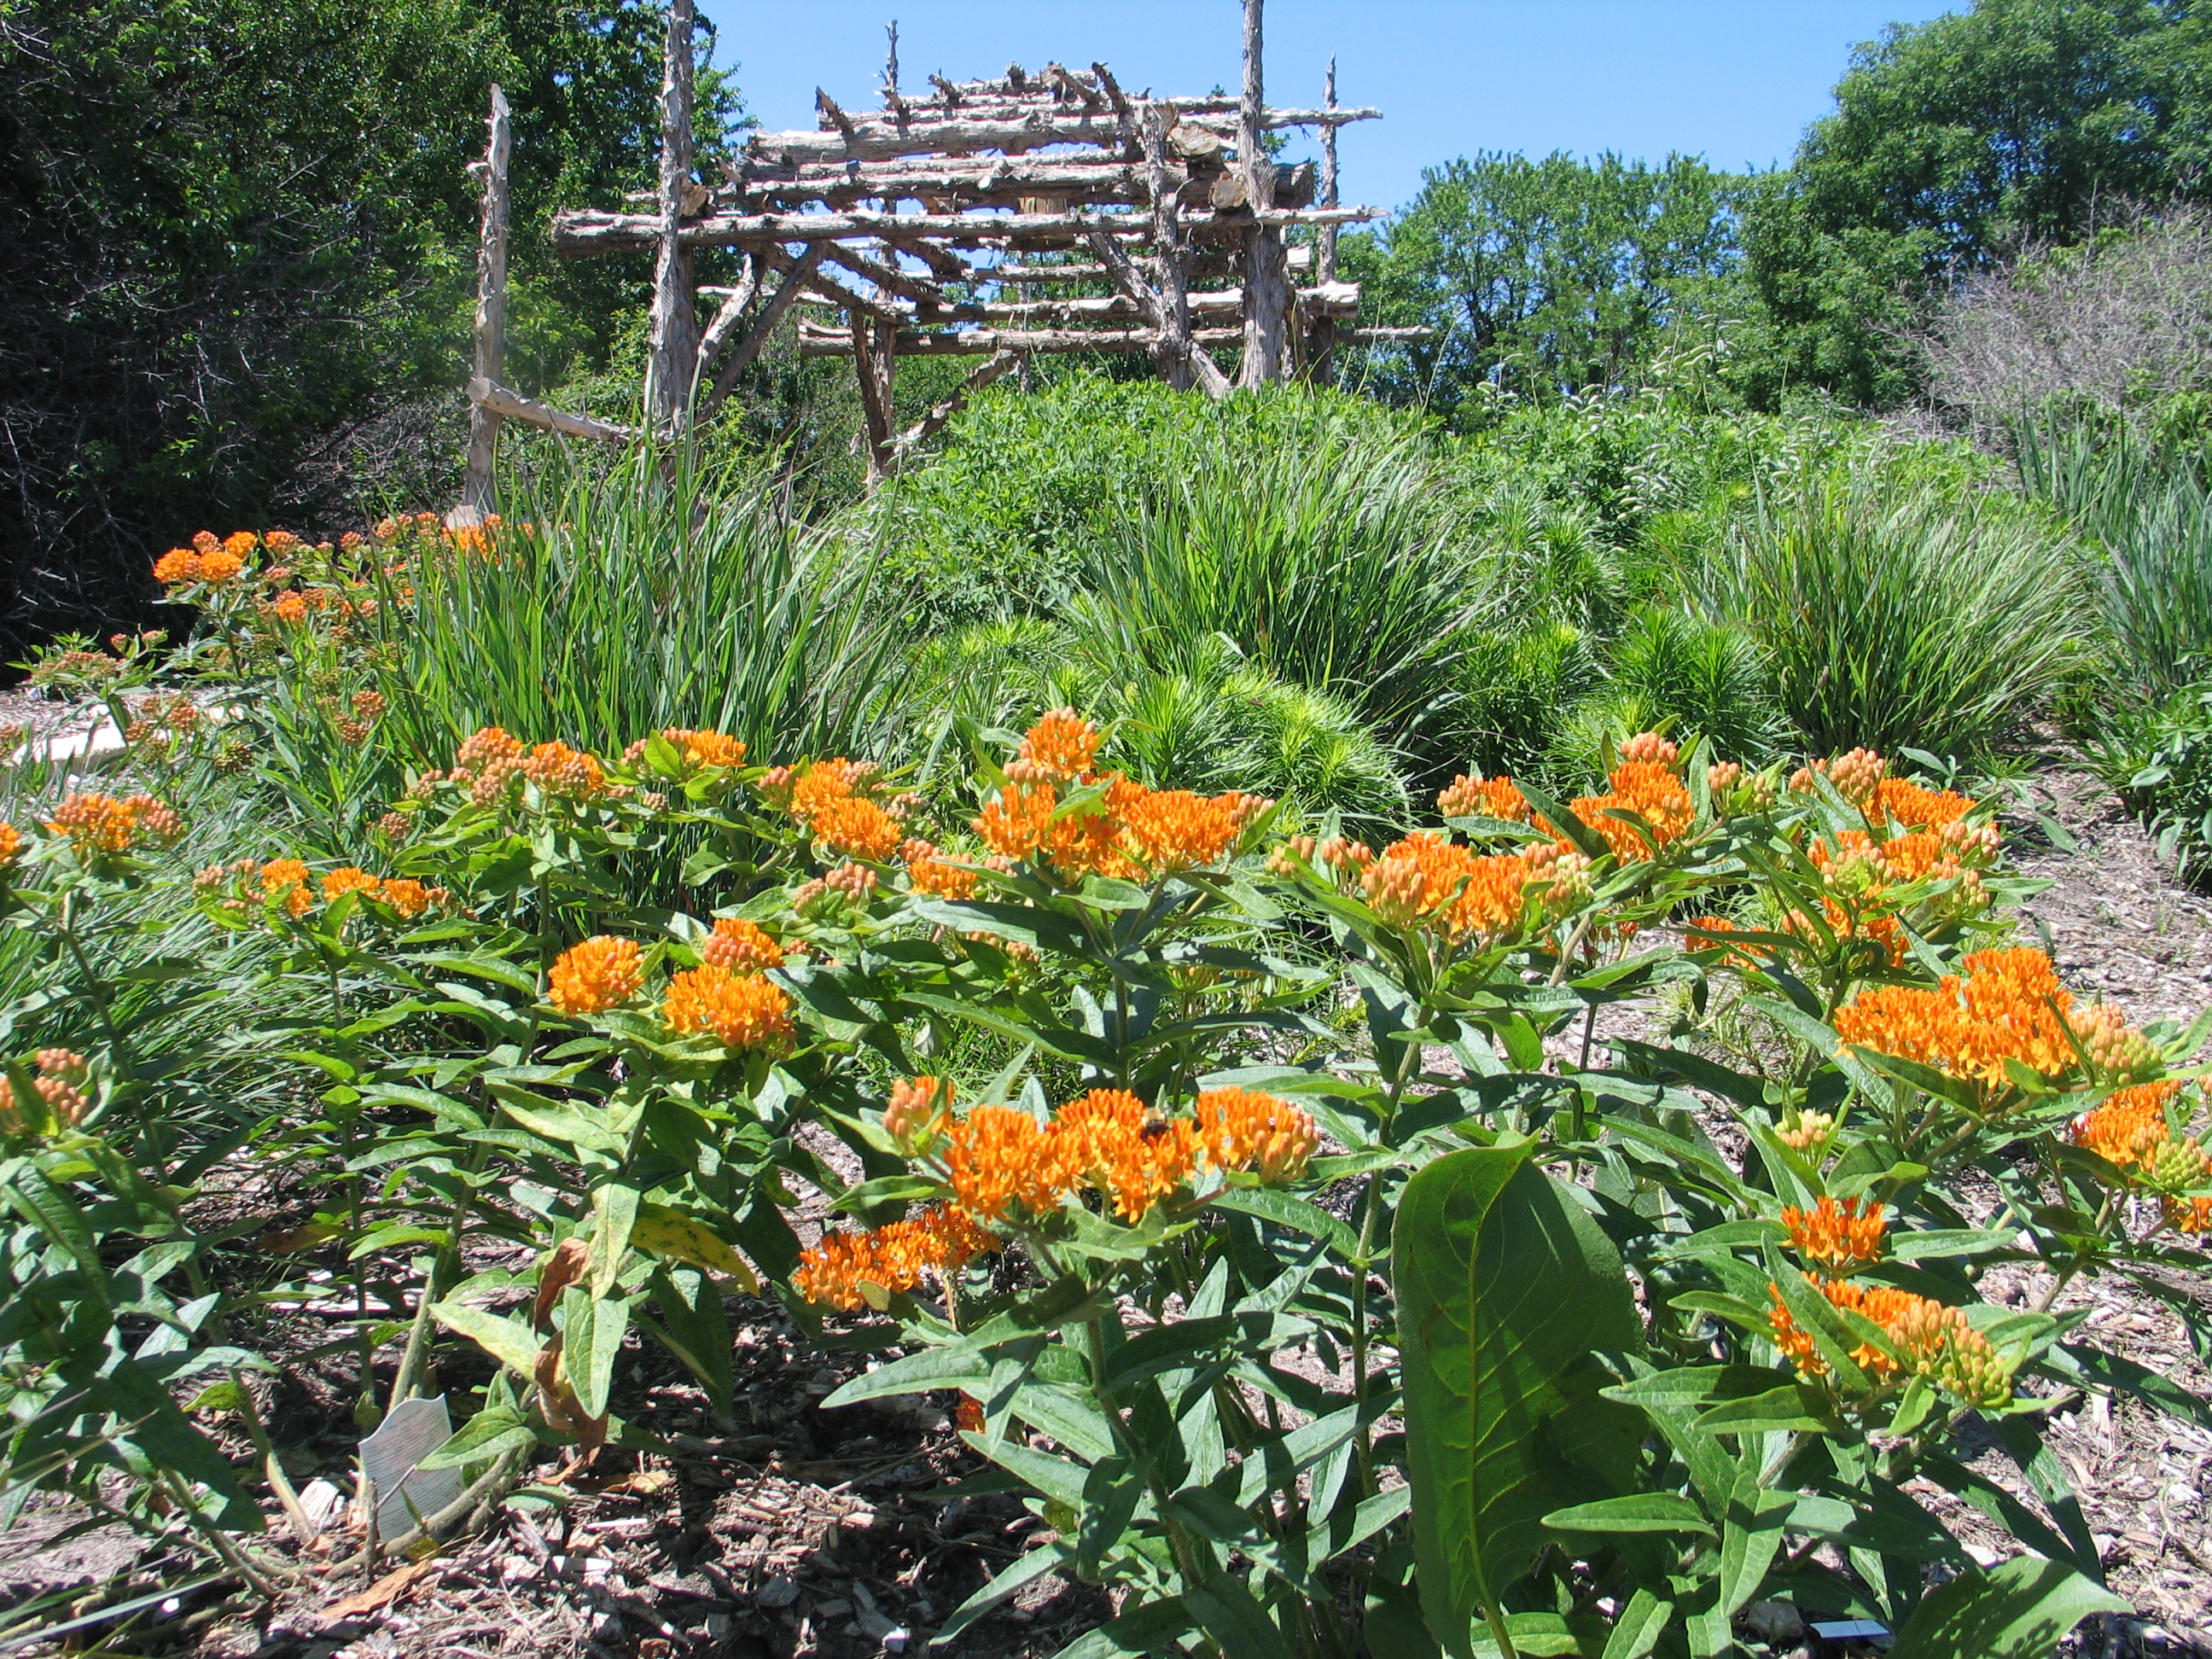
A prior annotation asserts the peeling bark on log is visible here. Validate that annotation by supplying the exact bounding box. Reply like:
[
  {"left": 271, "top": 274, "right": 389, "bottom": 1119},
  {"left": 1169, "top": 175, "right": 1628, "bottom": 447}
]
[
  {"left": 852, "top": 315, "right": 897, "bottom": 486},
  {"left": 742, "top": 106, "right": 1378, "bottom": 165},
  {"left": 552, "top": 203, "right": 1377, "bottom": 254},
  {"left": 698, "top": 242, "right": 828, "bottom": 417},
  {"left": 693, "top": 253, "right": 760, "bottom": 384},
  {"left": 469, "top": 376, "right": 635, "bottom": 443},
  {"left": 461, "top": 85, "right": 513, "bottom": 514},
  {"left": 795, "top": 323, "right": 1426, "bottom": 357},
  {"left": 1237, "top": 0, "right": 1291, "bottom": 387},
  {"left": 643, "top": 0, "right": 701, "bottom": 435}
]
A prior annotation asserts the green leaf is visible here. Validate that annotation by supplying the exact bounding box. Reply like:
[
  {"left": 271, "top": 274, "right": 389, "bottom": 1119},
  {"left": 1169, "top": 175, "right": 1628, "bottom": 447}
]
[
  {"left": 1047, "top": 1594, "right": 1195, "bottom": 1658},
  {"left": 590, "top": 1184, "right": 639, "bottom": 1301},
  {"left": 1396, "top": 1143, "right": 1644, "bottom": 1658},
  {"left": 1715, "top": 1466, "right": 1796, "bottom": 1615},
  {"left": 934, "top": 1539, "right": 1074, "bottom": 1646},
  {"left": 87, "top": 1368, "right": 261, "bottom": 1531},
  {"left": 416, "top": 1406, "right": 533, "bottom": 1472},
  {"left": 1888, "top": 1555, "right": 2127, "bottom": 1659},
  {"left": 1694, "top": 1385, "right": 1834, "bottom": 1435},
  {"left": 1205, "top": 1185, "right": 1361, "bottom": 1258},
  {"left": 1184, "top": 1573, "right": 1292, "bottom": 1659},
  {"left": 1541, "top": 1493, "right": 1714, "bottom": 1537},
  {"left": 570, "top": 1294, "right": 627, "bottom": 1420},
  {"left": 824, "top": 1343, "right": 993, "bottom": 1406},
  {"left": 1599, "top": 1591, "right": 1674, "bottom": 1659}
]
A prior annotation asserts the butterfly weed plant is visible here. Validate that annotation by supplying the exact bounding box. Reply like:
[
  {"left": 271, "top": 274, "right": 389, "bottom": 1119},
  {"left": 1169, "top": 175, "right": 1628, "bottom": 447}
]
[{"left": 4, "top": 520, "right": 2210, "bottom": 1658}]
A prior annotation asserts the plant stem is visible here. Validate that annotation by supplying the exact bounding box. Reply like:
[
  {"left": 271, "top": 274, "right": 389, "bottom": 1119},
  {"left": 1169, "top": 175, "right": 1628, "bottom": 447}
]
[{"left": 228, "top": 1368, "right": 317, "bottom": 1543}]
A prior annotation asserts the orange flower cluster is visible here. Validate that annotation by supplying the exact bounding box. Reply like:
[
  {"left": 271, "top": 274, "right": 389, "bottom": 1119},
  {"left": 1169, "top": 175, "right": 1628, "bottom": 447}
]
[
  {"left": 1873, "top": 777, "right": 1975, "bottom": 830},
  {"left": 883, "top": 1075, "right": 955, "bottom": 1151},
  {"left": 811, "top": 794, "right": 904, "bottom": 862},
  {"left": 230, "top": 864, "right": 445, "bottom": 922},
  {"left": 661, "top": 728, "right": 748, "bottom": 770},
  {"left": 0, "top": 1048, "right": 90, "bottom": 1136},
  {"left": 549, "top": 936, "right": 645, "bottom": 1016},
  {"left": 662, "top": 967, "right": 795, "bottom": 1052},
  {"left": 1793, "top": 748, "right": 1887, "bottom": 805},
  {"left": 521, "top": 741, "right": 606, "bottom": 801},
  {"left": 1833, "top": 947, "right": 2105, "bottom": 1089},
  {"left": 945, "top": 1104, "right": 1078, "bottom": 1223},
  {"left": 1840, "top": 942, "right": 2150, "bottom": 1097},
  {"left": 1782, "top": 1196, "right": 1886, "bottom": 1274},
  {"left": 940, "top": 1086, "right": 1317, "bottom": 1226},
  {"left": 1359, "top": 832, "right": 1586, "bottom": 940},
  {"left": 1768, "top": 1278, "right": 2012, "bottom": 1405},
  {"left": 1617, "top": 731, "right": 1679, "bottom": 766},
  {"left": 1054, "top": 1089, "right": 1200, "bottom": 1220},
  {"left": 154, "top": 530, "right": 254, "bottom": 586},
  {"left": 899, "top": 837, "right": 979, "bottom": 899},
  {"left": 778, "top": 758, "right": 868, "bottom": 821},
  {"left": 374, "top": 877, "right": 442, "bottom": 919},
  {"left": 1436, "top": 772, "right": 1530, "bottom": 823},
  {"left": 0, "top": 823, "right": 20, "bottom": 870},
  {"left": 1118, "top": 785, "right": 1263, "bottom": 872},
  {"left": 1193, "top": 1086, "right": 1322, "bottom": 1182},
  {"left": 701, "top": 917, "right": 783, "bottom": 973},
  {"left": 793, "top": 1206, "right": 1001, "bottom": 1311},
  {"left": 321, "top": 866, "right": 380, "bottom": 901},
  {"left": 1010, "top": 708, "right": 1103, "bottom": 783},
  {"left": 258, "top": 859, "right": 315, "bottom": 916},
  {"left": 1565, "top": 760, "right": 1694, "bottom": 860},
  {"left": 973, "top": 775, "right": 1262, "bottom": 881},
  {"left": 2070, "top": 1081, "right": 2212, "bottom": 1231},
  {"left": 43, "top": 792, "right": 182, "bottom": 856}
]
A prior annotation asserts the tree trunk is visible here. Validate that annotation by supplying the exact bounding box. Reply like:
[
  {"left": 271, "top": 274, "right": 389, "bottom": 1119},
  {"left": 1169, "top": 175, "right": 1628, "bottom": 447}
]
[
  {"left": 1237, "top": 0, "right": 1289, "bottom": 387},
  {"left": 643, "top": 0, "right": 700, "bottom": 436},
  {"left": 460, "top": 86, "right": 513, "bottom": 516}
]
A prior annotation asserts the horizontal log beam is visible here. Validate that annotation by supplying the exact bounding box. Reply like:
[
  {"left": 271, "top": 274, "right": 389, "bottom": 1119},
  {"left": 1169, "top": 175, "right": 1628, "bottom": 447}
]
[
  {"left": 552, "top": 203, "right": 1380, "bottom": 255},
  {"left": 795, "top": 282, "right": 1355, "bottom": 325},
  {"left": 468, "top": 375, "right": 633, "bottom": 442},
  {"left": 796, "top": 322, "right": 1428, "bottom": 358},
  {"left": 745, "top": 105, "right": 1378, "bottom": 165},
  {"left": 980, "top": 244, "right": 1311, "bottom": 284}
]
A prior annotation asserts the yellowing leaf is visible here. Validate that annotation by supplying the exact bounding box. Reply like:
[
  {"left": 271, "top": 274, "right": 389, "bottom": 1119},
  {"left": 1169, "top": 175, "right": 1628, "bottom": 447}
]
[{"left": 630, "top": 1205, "right": 761, "bottom": 1294}]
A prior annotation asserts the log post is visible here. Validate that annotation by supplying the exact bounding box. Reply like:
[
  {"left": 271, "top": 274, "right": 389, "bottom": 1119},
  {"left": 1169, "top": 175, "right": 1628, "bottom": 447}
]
[
  {"left": 1144, "top": 102, "right": 1197, "bottom": 393},
  {"left": 1319, "top": 58, "right": 1340, "bottom": 284},
  {"left": 643, "top": 0, "right": 701, "bottom": 438},
  {"left": 459, "top": 85, "right": 514, "bottom": 518},
  {"left": 1237, "top": 0, "right": 1291, "bottom": 387},
  {"left": 852, "top": 313, "right": 898, "bottom": 487},
  {"left": 1305, "top": 59, "right": 1342, "bottom": 382}
]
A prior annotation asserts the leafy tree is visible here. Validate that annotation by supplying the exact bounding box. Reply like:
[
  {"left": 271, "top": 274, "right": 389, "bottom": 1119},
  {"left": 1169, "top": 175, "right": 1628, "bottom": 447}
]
[
  {"left": 1735, "top": 0, "right": 2212, "bottom": 408},
  {"left": 1337, "top": 151, "right": 1741, "bottom": 422},
  {"left": 0, "top": 0, "right": 739, "bottom": 665}
]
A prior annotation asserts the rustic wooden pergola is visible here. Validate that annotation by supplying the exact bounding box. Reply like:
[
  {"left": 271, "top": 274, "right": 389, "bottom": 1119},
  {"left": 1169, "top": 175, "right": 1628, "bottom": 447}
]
[{"left": 455, "top": 0, "right": 1424, "bottom": 508}]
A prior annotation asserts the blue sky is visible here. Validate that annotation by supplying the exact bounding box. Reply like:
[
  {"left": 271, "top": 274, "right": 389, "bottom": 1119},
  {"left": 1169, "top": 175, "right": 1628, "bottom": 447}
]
[{"left": 696, "top": 1, "right": 1959, "bottom": 214}]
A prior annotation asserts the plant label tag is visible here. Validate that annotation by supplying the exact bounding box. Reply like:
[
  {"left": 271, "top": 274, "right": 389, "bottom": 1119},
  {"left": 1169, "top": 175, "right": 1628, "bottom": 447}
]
[
  {"left": 1809, "top": 1619, "right": 1891, "bottom": 1641},
  {"left": 362, "top": 1394, "right": 465, "bottom": 1537}
]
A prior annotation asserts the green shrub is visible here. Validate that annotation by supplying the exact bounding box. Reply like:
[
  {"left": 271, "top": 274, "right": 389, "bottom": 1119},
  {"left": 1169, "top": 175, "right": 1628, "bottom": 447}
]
[
  {"left": 910, "top": 623, "right": 1409, "bottom": 830},
  {"left": 1078, "top": 427, "right": 1493, "bottom": 764},
  {"left": 1697, "top": 451, "right": 2087, "bottom": 760},
  {"left": 873, "top": 373, "right": 1445, "bottom": 627},
  {"left": 2017, "top": 415, "right": 2212, "bottom": 700},
  {"left": 1448, "top": 620, "right": 1604, "bottom": 785},
  {"left": 370, "top": 449, "right": 905, "bottom": 771}
]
